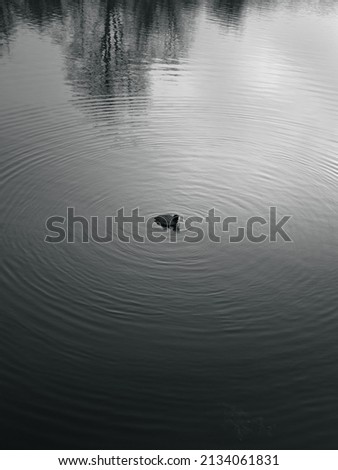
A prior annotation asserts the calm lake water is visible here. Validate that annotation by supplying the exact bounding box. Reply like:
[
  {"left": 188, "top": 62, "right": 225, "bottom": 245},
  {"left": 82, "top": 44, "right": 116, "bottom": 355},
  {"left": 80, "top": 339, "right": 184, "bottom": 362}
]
[{"left": 1, "top": 0, "right": 338, "bottom": 449}]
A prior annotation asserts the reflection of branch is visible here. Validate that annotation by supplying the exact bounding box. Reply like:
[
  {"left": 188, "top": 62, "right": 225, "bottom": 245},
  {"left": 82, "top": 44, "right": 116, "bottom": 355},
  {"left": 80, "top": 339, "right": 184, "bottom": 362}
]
[
  {"left": 111, "top": 8, "right": 119, "bottom": 66},
  {"left": 101, "top": 0, "right": 112, "bottom": 91},
  {"left": 111, "top": 7, "right": 132, "bottom": 94},
  {"left": 80, "top": 0, "right": 84, "bottom": 55},
  {"left": 0, "top": 1, "right": 14, "bottom": 43}
]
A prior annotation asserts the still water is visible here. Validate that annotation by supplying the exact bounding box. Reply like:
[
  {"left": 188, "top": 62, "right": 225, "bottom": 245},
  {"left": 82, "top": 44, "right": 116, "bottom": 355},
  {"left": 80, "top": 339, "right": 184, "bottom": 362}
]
[{"left": 1, "top": 0, "right": 338, "bottom": 449}]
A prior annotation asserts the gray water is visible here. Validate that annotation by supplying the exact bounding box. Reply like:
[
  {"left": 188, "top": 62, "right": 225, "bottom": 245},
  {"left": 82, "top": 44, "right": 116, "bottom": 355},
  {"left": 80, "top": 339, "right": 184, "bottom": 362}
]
[{"left": 1, "top": 0, "right": 338, "bottom": 449}]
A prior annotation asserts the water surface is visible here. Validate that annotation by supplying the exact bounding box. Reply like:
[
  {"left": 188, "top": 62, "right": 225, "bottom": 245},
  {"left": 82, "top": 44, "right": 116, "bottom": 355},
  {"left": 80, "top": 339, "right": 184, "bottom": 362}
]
[{"left": 1, "top": 0, "right": 338, "bottom": 449}]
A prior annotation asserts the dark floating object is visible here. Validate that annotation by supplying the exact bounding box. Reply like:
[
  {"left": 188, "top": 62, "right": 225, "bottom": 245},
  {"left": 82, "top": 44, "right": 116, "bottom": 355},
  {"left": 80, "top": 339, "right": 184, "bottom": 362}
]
[{"left": 154, "top": 214, "right": 179, "bottom": 230}]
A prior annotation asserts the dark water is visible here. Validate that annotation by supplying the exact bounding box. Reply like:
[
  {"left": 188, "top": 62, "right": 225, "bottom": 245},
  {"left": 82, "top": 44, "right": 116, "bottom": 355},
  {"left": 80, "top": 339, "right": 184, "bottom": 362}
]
[{"left": 1, "top": 0, "right": 338, "bottom": 449}]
